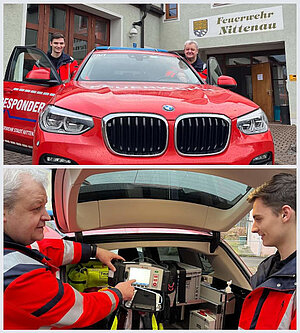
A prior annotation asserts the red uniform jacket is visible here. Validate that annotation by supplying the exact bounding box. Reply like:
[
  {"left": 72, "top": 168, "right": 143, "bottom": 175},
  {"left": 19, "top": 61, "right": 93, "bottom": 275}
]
[
  {"left": 46, "top": 51, "right": 78, "bottom": 82},
  {"left": 239, "top": 251, "right": 296, "bottom": 330},
  {"left": 4, "top": 235, "right": 122, "bottom": 330}
]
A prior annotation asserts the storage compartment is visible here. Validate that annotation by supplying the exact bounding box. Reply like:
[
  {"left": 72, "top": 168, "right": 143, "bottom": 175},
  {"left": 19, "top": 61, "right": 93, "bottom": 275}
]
[
  {"left": 61, "top": 247, "right": 249, "bottom": 330},
  {"left": 189, "top": 309, "right": 217, "bottom": 329},
  {"left": 174, "top": 262, "right": 202, "bottom": 305}
]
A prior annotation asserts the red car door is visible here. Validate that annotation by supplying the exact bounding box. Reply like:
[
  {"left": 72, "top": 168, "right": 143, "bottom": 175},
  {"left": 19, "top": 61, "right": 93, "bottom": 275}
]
[{"left": 4, "top": 46, "right": 63, "bottom": 150}]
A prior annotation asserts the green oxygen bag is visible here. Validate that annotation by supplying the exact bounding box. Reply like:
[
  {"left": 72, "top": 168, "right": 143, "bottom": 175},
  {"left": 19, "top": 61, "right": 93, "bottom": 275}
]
[{"left": 67, "top": 261, "right": 109, "bottom": 292}]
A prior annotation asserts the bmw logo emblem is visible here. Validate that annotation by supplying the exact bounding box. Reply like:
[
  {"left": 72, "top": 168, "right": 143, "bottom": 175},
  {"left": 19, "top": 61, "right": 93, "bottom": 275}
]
[{"left": 162, "top": 105, "right": 175, "bottom": 112}]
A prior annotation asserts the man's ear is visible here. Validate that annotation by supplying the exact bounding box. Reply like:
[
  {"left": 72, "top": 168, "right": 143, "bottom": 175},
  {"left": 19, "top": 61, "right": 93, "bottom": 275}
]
[{"left": 281, "top": 205, "right": 293, "bottom": 222}]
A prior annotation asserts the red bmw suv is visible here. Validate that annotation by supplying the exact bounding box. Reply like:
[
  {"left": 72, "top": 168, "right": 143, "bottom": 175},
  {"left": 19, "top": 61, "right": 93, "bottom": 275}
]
[{"left": 3, "top": 46, "right": 274, "bottom": 165}]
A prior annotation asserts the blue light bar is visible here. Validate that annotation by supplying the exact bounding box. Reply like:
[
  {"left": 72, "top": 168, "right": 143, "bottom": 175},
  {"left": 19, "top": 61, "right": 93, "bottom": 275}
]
[{"left": 95, "top": 46, "right": 168, "bottom": 52}]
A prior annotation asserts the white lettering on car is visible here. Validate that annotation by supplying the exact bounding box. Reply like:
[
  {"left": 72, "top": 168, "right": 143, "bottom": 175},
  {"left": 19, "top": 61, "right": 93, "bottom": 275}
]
[
  {"left": 3, "top": 98, "right": 46, "bottom": 113},
  {"left": 4, "top": 126, "right": 34, "bottom": 137}
]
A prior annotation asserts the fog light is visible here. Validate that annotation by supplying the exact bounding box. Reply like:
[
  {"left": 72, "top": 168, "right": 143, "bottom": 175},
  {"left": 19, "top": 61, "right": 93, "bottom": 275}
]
[
  {"left": 39, "top": 154, "right": 77, "bottom": 165},
  {"left": 250, "top": 152, "right": 273, "bottom": 165},
  {"left": 46, "top": 156, "right": 72, "bottom": 164}
]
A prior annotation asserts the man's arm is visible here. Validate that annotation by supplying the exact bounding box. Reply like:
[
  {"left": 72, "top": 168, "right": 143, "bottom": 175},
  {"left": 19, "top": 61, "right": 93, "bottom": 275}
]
[
  {"left": 4, "top": 265, "right": 123, "bottom": 329},
  {"left": 29, "top": 239, "right": 92, "bottom": 267},
  {"left": 30, "top": 239, "right": 125, "bottom": 270}
]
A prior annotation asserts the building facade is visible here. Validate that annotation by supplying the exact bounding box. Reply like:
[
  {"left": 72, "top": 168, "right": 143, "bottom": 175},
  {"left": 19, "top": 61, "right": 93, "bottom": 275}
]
[{"left": 3, "top": 3, "right": 296, "bottom": 124}]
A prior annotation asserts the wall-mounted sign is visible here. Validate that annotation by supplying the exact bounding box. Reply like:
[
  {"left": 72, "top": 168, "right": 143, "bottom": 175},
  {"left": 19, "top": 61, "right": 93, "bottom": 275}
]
[
  {"left": 257, "top": 74, "right": 263, "bottom": 81},
  {"left": 289, "top": 74, "right": 296, "bottom": 81},
  {"left": 190, "top": 6, "right": 284, "bottom": 39}
]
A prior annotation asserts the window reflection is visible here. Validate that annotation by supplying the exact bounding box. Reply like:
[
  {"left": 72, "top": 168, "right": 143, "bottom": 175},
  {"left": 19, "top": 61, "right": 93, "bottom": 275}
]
[
  {"left": 73, "top": 38, "right": 87, "bottom": 61},
  {"left": 27, "top": 4, "right": 39, "bottom": 24},
  {"left": 50, "top": 6, "right": 66, "bottom": 30},
  {"left": 25, "top": 29, "right": 37, "bottom": 47},
  {"left": 74, "top": 14, "right": 88, "bottom": 36},
  {"left": 95, "top": 19, "right": 107, "bottom": 42}
]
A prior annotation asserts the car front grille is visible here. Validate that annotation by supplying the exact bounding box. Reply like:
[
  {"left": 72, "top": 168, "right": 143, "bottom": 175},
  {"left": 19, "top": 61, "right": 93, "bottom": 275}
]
[
  {"left": 102, "top": 113, "right": 168, "bottom": 156},
  {"left": 175, "top": 114, "right": 231, "bottom": 155}
]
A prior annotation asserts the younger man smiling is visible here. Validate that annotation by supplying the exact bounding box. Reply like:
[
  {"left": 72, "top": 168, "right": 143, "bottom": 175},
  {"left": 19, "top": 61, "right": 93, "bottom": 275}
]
[
  {"left": 239, "top": 173, "right": 296, "bottom": 329},
  {"left": 47, "top": 33, "right": 78, "bottom": 81}
]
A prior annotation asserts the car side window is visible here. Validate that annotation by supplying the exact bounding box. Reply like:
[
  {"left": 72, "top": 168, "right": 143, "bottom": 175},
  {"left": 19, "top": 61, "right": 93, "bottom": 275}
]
[
  {"left": 157, "top": 247, "right": 180, "bottom": 261},
  {"left": 6, "top": 47, "right": 58, "bottom": 83},
  {"left": 207, "top": 57, "right": 223, "bottom": 85}
]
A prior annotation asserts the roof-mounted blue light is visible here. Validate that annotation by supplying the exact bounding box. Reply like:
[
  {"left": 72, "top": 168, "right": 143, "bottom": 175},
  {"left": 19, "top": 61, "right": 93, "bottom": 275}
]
[{"left": 95, "top": 46, "right": 168, "bottom": 53}]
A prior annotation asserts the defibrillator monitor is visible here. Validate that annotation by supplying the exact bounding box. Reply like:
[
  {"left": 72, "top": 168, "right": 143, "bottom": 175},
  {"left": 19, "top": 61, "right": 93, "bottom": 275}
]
[
  {"left": 129, "top": 267, "right": 151, "bottom": 287},
  {"left": 109, "top": 261, "right": 170, "bottom": 293}
]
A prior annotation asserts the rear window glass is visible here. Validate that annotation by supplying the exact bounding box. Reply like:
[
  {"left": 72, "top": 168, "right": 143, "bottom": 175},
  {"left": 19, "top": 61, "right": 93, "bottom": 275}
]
[
  {"left": 77, "top": 52, "right": 201, "bottom": 84},
  {"left": 79, "top": 170, "right": 251, "bottom": 210}
]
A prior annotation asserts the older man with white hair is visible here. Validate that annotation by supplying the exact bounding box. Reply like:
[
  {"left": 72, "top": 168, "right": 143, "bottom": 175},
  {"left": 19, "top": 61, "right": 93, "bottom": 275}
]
[
  {"left": 184, "top": 40, "right": 207, "bottom": 79},
  {"left": 3, "top": 168, "right": 135, "bottom": 330}
]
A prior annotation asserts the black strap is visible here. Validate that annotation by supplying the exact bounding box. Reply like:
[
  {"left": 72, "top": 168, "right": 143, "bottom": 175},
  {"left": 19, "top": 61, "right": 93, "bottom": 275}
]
[
  {"left": 132, "top": 310, "right": 141, "bottom": 329},
  {"left": 176, "top": 264, "right": 186, "bottom": 304},
  {"left": 141, "top": 312, "right": 152, "bottom": 329}
]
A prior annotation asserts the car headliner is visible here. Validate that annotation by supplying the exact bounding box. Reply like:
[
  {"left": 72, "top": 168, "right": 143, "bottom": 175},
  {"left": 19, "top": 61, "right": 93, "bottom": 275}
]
[{"left": 52, "top": 168, "right": 294, "bottom": 234}]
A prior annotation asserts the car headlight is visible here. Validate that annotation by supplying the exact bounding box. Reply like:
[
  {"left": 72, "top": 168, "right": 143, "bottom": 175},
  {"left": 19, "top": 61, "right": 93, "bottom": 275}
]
[
  {"left": 237, "top": 108, "right": 269, "bottom": 135},
  {"left": 39, "top": 105, "right": 94, "bottom": 134}
]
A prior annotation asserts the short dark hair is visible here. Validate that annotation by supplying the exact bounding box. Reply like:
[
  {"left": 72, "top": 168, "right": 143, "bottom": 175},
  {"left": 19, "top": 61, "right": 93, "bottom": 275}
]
[
  {"left": 247, "top": 173, "right": 296, "bottom": 215},
  {"left": 50, "top": 33, "right": 65, "bottom": 42}
]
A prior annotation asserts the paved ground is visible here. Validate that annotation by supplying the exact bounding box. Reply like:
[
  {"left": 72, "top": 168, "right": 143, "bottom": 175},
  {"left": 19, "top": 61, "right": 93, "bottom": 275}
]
[
  {"left": 3, "top": 123, "right": 296, "bottom": 165},
  {"left": 4, "top": 149, "right": 32, "bottom": 165},
  {"left": 269, "top": 123, "right": 296, "bottom": 165}
]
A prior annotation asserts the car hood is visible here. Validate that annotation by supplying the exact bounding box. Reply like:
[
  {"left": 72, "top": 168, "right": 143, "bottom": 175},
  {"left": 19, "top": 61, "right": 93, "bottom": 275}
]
[
  {"left": 53, "top": 81, "right": 258, "bottom": 120},
  {"left": 52, "top": 168, "right": 293, "bottom": 234}
]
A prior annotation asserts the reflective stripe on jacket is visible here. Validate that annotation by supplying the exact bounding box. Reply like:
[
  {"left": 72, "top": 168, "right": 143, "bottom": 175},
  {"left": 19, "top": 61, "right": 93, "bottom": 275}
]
[
  {"left": 4, "top": 237, "right": 122, "bottom": 330},
  {"left": 239, "top": 252, "right": 296, "bottom": 330}
]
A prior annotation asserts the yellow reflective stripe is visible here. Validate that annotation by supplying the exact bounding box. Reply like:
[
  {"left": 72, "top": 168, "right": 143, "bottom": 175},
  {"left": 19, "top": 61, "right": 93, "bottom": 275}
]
[
  {"left": 152, "top": 314, "right": 158, "bottom": 330},
  {"left": 111, "top": 315, "right": 118, "bottom": 330},
  {"left": 159, "top": 322, "right": 164, "bottom": 330}
]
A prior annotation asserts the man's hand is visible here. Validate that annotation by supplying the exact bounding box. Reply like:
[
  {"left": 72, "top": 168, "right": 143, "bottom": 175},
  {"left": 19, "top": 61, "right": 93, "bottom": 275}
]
[
  {"left": 95, "top": 247, "right": 125, "bottom": 271},
  {"left": 115, "top": 279, "right": 136, "bottom": 301}
]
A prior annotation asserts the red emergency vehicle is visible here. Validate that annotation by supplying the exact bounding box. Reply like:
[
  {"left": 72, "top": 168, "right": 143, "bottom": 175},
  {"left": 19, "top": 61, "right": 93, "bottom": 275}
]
[{"left": 4, "top": 46, "right": 274, "bottom": 165}]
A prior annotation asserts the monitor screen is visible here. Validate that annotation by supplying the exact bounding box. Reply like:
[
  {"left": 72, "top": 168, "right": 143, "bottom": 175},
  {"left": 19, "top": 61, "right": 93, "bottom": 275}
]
[{"left": 129, "top": 267, "right": 151, "bottom": 286}]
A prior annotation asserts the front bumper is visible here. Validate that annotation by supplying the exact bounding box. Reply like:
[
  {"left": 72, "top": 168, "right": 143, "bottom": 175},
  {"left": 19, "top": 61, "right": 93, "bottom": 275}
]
[{"left": 33, "top": 118, "right": 275, "bottom": 165}]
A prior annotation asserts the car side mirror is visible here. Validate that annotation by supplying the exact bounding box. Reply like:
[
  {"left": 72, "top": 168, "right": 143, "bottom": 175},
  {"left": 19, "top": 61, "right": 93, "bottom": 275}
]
[
  {"left": 217, "top": 75, "right": 237, "bottom": 90},
  {"left": 25, "top": 68, "right": 60, "bottom": 86}
]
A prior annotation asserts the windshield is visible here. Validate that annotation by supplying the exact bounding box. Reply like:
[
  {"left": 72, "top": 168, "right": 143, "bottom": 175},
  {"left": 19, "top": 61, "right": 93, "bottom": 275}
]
[
  {"left": 79, "top": 170, "right": 251, "bottom": 209},
  {"left": 78, "top": 52, "right": 201, "bottom": 84}
]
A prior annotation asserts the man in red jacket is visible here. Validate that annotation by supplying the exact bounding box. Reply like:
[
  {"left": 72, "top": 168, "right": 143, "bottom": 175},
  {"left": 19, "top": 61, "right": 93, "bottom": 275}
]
[
  {"left": 239, "top": 173, "right": 296, "bottom": 329},
  {"left": 47, "top": 33, "right": 78, "bottom": 82},
  {"left": 3, "top": 168, "right": 135, "bottom": 330}
]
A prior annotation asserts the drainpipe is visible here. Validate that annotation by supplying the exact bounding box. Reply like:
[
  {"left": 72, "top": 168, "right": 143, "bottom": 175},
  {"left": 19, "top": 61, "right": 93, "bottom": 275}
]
[{"left": 133, "top": 4, "right": 151, "bottom": 48}]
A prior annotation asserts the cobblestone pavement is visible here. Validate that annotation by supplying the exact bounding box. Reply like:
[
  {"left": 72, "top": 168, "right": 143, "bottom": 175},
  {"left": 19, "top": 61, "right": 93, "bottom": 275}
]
[
  {"left": 3, "top": 123, "right": 296, "bottom": 165},
  {"left": 269, "top": 123, "right": 296, "bottom": 165},
  {"left": 3, "top": 149, "right": 32, "bottom": 165}
]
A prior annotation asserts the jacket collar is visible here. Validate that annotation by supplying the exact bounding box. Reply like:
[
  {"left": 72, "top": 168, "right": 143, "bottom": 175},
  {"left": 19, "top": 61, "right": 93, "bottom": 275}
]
[
  {"left": 47, "top": 51, "right": 72, "bottom": 67},
  {"left": 251, "top": 251, "right": 296, "bottom": 290},
  {"left": 4, "top": 233, "right": 48, "bottom": 262}
]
